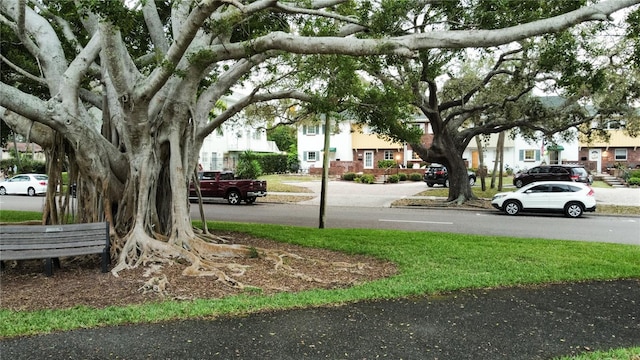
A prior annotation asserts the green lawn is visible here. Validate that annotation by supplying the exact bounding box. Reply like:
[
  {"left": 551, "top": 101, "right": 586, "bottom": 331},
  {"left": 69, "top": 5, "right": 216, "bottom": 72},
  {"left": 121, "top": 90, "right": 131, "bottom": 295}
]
[{"left": 1, "top": 211, "right": 638, "bottom": 338}]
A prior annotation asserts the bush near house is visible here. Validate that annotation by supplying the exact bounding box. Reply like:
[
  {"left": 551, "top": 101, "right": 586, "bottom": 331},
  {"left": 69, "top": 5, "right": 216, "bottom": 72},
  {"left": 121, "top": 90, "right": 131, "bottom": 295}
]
[
  {"left": 388, "top": 174, "right": 400, "bottom": 183},
  {"left": 254, "top": 153, "right": 289, "bottom": 174},
  {"left": 398, "top": 173, "right": 407, "bottom": 181},
  {"left": 377, "top": 160, "right": 396, "bottom": 168},
  {"left": 342, "top": 172, "right": 357, "bottom": 181},
  {"left": 356, "top": 174, "right": 376, "bottom": 184},
  {"left": 409, "top": 172, "right": 422, "bottom": 181}
]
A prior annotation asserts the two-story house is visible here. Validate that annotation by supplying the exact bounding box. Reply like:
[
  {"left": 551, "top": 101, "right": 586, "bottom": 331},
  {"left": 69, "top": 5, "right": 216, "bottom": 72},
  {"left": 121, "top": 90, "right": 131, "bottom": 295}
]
[
  {"left": 463, "top": 132, "right": 580, "bottom": 173},
  {"left": 297, "top": 116, "right": 433, "bottom": 174},
  {"left": 579, "top": 120, "right": 640, "bottom": 173},
  {"left": 197, "top": 94, "right": 282, "bottom": 171}
]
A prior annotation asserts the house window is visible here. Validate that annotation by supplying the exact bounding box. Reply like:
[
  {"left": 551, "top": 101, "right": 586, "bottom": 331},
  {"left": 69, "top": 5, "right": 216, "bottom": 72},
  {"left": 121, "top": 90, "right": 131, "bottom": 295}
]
[
  {"left": 519, "top": 149, "right": 540, "bottom": 162},
  {"left": 605, "top": 120, "right": 626, "bottom": 130},
  {"left": 304, "top": 151, "right": 319, "bottom": 162},
  {"left": 303, "top": 125, "right": 320, "bottom": 135},
  {"left": 384, "top": 150, "right": 394, "bottom": 160},
  {"left": 614, "top": 149, "right": 627, "bottom": 161}
]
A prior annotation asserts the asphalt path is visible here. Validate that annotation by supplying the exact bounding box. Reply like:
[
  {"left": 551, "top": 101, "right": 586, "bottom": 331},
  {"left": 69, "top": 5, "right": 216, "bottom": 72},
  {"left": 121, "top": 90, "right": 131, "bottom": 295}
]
[{"left": 2, "top": 279, "right": 639, "bottom": 359}]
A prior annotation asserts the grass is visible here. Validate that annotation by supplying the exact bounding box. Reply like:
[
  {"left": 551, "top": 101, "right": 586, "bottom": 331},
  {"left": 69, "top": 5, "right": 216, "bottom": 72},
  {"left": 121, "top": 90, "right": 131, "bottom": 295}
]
[
  {"left": 259, "top": 174, "right": 319, "bottom": 193},
  {"left": 1, "top": 210, "right": 639, "bottom": 338},
  {"left": 555, "top": 347, "right": 640, "bottom": 360}
]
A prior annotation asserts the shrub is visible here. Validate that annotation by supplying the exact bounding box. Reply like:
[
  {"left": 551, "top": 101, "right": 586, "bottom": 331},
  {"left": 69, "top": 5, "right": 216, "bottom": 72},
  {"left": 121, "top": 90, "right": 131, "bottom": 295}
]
[
  {"left": 398, "top": 173, "right": 407, "bottom": 181},
  {"left": 356, "top": 174, "right": 376, "bottom": 184},
  {"left": 409, "top": 172, "right": 422, "bottom": 181},
  {"left": 342, "top": 172, "right": 357, "bottom": 181},
  {"left": 377, "top": 160, "right": 396, "bottom": 168},
  {"left": 387, "top": 174, "right": 399, "bottom": 183},
  {"left": 235, "top": 151, "right": 262, "bottom": 179},
  {"left": 628, "top": 177, "right": 640, "bottom": 186},
  {"left": 629, "top": 170, "right": 640, "bottom": 178}
]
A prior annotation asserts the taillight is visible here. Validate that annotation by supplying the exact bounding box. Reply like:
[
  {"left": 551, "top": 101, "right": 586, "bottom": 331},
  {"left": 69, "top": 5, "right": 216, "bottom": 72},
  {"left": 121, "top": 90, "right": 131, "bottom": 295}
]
[
  {"left": 587, "top": 187, "right": 594, "bottom": 196},
  {"left": 39, "top": 181, "right": 47, "bottom": 186}
]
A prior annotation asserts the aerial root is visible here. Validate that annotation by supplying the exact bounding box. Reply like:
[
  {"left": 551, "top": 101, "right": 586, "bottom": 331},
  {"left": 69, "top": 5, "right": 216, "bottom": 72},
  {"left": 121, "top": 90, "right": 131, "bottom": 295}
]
[{"left": 138, "top": 274, "right": 169, "bottom": 296}]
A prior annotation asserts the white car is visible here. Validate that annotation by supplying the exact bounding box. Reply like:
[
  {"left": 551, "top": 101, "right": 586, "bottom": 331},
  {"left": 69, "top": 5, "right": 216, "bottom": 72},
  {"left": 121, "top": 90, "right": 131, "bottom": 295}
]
[
  {"left": 0, "top": 174, "right": 48, "bottom": 196},
  {"left": 491, "top": 181, "right": 596, "bottom": 218}
]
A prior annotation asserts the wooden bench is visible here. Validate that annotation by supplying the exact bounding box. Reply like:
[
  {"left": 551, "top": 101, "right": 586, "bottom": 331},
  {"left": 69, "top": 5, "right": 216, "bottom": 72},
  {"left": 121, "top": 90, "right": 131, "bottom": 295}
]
[{"left": 0, "top": 222, "right": 110, "bottom": 276}]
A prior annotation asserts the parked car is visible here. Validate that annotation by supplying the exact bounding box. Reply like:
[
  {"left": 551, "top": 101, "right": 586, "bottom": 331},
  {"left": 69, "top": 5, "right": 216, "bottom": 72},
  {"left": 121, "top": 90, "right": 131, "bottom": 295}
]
[
  {"left": 0, "top": 174, "right": 48, "bottom": 196},
  {"left": 491, "top": 181, "right": 596, "bottom": 218},
  {"left": 512, "top": 164, "right": 592, "bottom": 188},
  {"left": 423, "top": 164, "right": 477, "bottom": 187},
  {"left": 189, "top": 171, "right": 267, "bottom": 205}
]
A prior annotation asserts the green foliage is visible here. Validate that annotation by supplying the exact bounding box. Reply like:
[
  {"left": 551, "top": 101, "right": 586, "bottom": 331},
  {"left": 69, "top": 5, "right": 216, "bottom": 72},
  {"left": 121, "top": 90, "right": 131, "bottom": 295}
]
[
  {"left": 235, "top": 151, "right": 262, "bottom": 179},
  {"left": 355, "top": 174, "right": 376, "bottom": 184},
  {"left": 267, "top": 125, "right": 297, "bottom": 152},
  {"left": 0, "top": 157, "right": 46, "bottom": 175},
  {"left": 253, "top": 153, "right": 288, "bottom": 174},
  {"left": 377, "top": 160, "right": 396, "bottom": 168},
  {"left": 387, "top": 174, "right": 399, "bottom": 183},
  {"left": 342, "top": 172, "right": 357, "bottom": 181},
  {"left": 409, "top": 173, "right": 423, "bottom": 181},
  {"left": 628, "top": 177, "right": 640, "bottom": 186},
  {"left": 398, "top": 173, "right": 407, "bottom": 181}
]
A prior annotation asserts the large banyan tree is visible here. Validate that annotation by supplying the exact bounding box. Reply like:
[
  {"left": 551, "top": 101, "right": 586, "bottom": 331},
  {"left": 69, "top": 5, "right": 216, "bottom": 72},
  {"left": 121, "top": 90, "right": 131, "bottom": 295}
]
[{"left": 1, "top": 0, "right": 637, "bottom": 282}]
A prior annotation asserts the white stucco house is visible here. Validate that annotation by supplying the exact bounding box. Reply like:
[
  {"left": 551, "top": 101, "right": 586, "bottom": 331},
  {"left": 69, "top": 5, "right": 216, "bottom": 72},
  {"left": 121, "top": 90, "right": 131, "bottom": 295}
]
[
  {"left": 197, "top": 94, "right": 282, "bottom": 171},
  {"left": 297, "top": 120, "right": 353, "bottom": 172},
  {"left": 463, "top": 131, "right": 580, "bottom": 173}
]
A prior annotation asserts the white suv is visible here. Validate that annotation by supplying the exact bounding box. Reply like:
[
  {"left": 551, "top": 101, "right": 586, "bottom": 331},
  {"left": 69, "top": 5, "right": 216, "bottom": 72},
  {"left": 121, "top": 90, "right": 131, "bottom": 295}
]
[{"left": 491, "top": 181, "right": 596, "bottom": 218}]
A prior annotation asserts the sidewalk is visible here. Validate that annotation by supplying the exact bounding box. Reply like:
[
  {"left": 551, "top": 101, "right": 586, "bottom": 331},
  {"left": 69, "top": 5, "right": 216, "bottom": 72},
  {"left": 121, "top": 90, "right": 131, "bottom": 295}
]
[{"left": 2, "top": 279, "right": 638, "bottom": 359}]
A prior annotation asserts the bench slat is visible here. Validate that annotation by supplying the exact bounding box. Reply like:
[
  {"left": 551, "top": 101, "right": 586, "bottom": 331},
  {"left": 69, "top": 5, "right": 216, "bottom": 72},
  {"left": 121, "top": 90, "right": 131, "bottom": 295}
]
[
  {"left": 1, "top": 240, "right": 106, "bottom": 252},
  {"left": 1, "top": 246, "right": 107, "bottom": 261},
  {"left": 0, "top": 222, "right": 110, "bottom": 276}
]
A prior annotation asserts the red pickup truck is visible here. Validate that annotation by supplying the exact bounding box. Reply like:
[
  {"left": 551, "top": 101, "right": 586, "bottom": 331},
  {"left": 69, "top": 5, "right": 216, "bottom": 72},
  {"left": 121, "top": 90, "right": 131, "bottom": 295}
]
[{"left": 189, "top": 171, "right": 267, "bottom": 205}]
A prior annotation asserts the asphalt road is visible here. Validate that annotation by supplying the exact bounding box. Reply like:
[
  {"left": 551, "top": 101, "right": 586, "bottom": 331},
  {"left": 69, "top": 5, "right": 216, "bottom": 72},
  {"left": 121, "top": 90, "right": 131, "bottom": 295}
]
[{"left": 1, "top": 181, "right": 639, "bottom": 245}]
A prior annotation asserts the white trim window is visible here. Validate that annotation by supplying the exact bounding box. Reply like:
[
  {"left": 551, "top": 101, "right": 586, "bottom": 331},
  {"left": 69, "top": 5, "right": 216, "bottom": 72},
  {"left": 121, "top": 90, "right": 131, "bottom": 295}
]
[
  {"left": 520, "top": 149, "right": 541, "bottom": 162},
  {"left": 304, "top": 151, "right": 319, "bottom": 162},
  {"left": 384, "top": 150, "right": 394, "bottom": 160},
  {"left": 303, "top": 125, "right": 320, "bottom": 135},
  {"left": 614, "top": 148, "right": 627, "bottom": 161}
]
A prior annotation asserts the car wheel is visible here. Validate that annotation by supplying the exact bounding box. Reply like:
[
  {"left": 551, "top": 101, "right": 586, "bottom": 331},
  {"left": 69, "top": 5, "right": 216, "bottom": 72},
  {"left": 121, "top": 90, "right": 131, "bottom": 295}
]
[
  {"left": 0, "top": 187, "right": 6, "bottom": 195},
  {"left": 444, "top": 179, "right": 449, "bottom": 188},
  {"left": 469, "top": 177, "right": 476, "bottom": 186},
  {"left": 564, "top": 202, "right": 584, "bottom": 218},
  {"left": 245, "top": 197, "right": 256, "bottom": 204},
  {"left": 514, "top": 179, "right": 524, "bottom": 188},
  {"left": 503, "top": 200, "right": 521, "bottom": 215},
  {"left": 27, "top": 187, "right": 36, "bottom": 196},
  {"left": 227, "top": 190, "right": 241, "bottom": 205}
]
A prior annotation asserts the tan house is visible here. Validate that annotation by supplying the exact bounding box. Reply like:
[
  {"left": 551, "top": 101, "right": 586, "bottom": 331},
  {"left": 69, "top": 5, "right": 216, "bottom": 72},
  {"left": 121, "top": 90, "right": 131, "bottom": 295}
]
[
  {"left": 579, "top": 129, "right": 640, "bottom": 174},
  {"left": 1, "top": 142, "right": 45, "bottom": 162}
]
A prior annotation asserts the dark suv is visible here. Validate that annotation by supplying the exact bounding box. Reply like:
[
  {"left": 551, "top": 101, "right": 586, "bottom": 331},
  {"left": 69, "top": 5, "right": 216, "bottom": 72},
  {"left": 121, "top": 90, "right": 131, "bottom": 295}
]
[
  {"left": 423, "top": 164, "right": 477, "bottom": 187},
  {"left": 513, "top": 164, "right": 592, "bottom": 188}
]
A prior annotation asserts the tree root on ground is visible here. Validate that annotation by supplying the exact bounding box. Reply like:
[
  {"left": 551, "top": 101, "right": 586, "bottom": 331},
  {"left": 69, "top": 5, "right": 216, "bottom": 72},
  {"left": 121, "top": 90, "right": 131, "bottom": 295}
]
[{"left": 111, "top": 227, "right": 365, "bottom": 291}]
